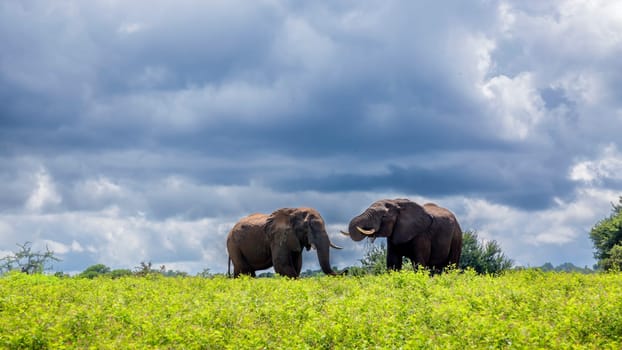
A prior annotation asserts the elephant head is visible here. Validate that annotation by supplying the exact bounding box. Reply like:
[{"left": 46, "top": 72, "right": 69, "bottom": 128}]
[
  {"left": 342, "top": 199, "right": 433, "bottom": 245},
  {"left": 266, "top": 207, "right": 342, "bottom": 276}
]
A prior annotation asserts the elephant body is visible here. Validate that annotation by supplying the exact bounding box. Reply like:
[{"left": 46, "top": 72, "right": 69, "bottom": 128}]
[
  {"left": 226, "top": 207, "right": 341, "bottom": 278},
  {"left": 344, "top": 199, "right": 462, "bottom": 272}
]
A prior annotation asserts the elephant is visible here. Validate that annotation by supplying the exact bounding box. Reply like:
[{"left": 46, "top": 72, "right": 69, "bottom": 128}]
[
  {"left": 342, "top": 198, "right": 462, "bottom": 273},
  {"left": 226, "top": 207, "right": 343, "bottom": 278}
]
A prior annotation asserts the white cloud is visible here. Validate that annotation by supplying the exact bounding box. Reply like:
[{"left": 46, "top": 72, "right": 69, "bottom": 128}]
[
  {"left": 117, "top": 22, "right": 144, "bottom": 35},
  {"left": 0, "top": 208, "right": 232, "bottom": 273},
  {"left": 41, "top": 239, "right": 85, "bottom": 255},
  {"left": 556, "top": 0, "right": 622, "bottom": 54},
  {"left": 570, "top": 144, "right": 622, "bottom": 183},
  {"left": 555, "top": 72, "right": 608, "bottom": 106},
  {"left": 25, "top": 168, "right": 62, "bottom": 212},
  {"left": 481, "top": 72, "right": 545, "bottom": 140},
  {"left": 81, "top": 177, "right": 123, "bottom": 198},
  {"left": 272, "top": 16, "right": 337, "bottom": 70},
  {"left": 456, "top": 184, "right": 618, "bottom": 266},
  {"left": 502, "top": 1, "right": 622, "bottom": 58}
]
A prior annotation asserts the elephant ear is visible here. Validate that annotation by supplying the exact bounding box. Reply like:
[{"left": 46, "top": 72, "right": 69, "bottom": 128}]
[
  {"left": 266, "top": 208, "right": 303, "bottom": 252},
  {"left": 291, "top": 209, "right": 311, "bottom": 248},
  {"left": 291, "top": 209, "right": 309, "bottom": 232},
  {"left": 377, "top": 202, "right": 398, "bottom": 237},
  {"left": 390, "top": 200, "right": 431, "bottom": 245}
]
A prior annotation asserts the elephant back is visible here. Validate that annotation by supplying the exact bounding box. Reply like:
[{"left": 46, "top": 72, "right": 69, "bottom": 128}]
[{"left": 424, "top": 203, "right": 454, "bottom": 219}]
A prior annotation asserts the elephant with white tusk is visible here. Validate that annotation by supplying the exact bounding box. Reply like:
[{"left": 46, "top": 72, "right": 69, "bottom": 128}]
[
  {"left": 227, "top": 207, "right": 343, "bottom": 278},
  {"left": 342, "top": 198, "right": 462, "bottom": 273}
]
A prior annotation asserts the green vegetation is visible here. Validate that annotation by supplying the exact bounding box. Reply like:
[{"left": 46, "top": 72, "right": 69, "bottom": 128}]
[
  {"left": 459, "top": 231, "right": 513, "bottom": 275},
  {"left": 590, "top": 196, "right": 622, "bottom": 271},
  {"left": 347, "top": 241, "right": 391, "bottom": 276},
  {"left": 1, "top": 270, "right": 621, "bottom": 349}
]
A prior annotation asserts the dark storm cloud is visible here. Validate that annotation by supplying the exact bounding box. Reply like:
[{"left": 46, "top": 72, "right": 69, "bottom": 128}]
[
  {"left": 1, "top": 1, "right": 622, "bottom": 273},
  {"left": 0, "top": 0, "right": 499, "bottom": 158},
  {"left": 271, "top": 158, "right": 577, "bottom": 211}
]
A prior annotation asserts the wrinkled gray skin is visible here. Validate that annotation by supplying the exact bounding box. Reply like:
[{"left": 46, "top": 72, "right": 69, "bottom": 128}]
[
  {"left": 227, "top": 207, "right": 342, "bottom": 278},
  {"left": 344, "top": 199, "right": 462, "bottom": 272}
]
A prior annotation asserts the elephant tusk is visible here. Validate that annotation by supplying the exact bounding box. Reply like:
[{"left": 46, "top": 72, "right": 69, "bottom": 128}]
[
  {"left": 310, "top": 243, "right": 317, "bottom": 250},
  {"left": 340, "top": 230, "right": 351, "bottom": 236},
  {"left": 356, "top": 226, "right": 376, "bottom": 236},
  {"left": 330, "top": 241, "right": 343, "bottom": 250}
]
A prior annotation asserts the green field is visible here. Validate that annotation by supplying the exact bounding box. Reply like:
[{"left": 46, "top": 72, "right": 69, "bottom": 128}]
[{"left": 1, "top": 270, "right": 621, "bottom": 349}]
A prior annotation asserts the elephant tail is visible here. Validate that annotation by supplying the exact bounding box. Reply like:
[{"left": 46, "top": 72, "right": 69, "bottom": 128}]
[
  {"left": 447, "top": 224, "right": 463, "bottom": 268},
  {"left": 227, "top": 256, "right": 232, "bottom": 278}
]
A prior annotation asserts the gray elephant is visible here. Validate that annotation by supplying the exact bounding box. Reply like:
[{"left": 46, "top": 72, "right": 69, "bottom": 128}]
[
  {"left": 226, "top": 207, "right": 343, "bottom": 278},
  {"left": 342, "top": 198, "right": 462, "bottom": 272}
]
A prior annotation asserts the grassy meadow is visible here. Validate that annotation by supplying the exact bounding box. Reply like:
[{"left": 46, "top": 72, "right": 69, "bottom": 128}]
[{"left": 1, "top": 270, "right": 621, "bottom": 349}]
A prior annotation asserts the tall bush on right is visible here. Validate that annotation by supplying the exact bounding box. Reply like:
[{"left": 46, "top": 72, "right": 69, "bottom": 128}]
[{"left": 590, "top": 197, "right": 622, "bottom": 271}]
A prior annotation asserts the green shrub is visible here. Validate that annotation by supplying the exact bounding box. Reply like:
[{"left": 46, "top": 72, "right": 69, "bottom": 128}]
[{"left": 1, "top": 270, "right": 621, "bottom": 348}]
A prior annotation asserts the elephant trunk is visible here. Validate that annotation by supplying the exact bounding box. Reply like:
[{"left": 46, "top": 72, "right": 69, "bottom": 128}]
[
  {"left": 347, "top": 210, "right": 374, "bottom": 242},
  {"left": 314, "top": 233, "right": 338, "bottom": 275}
]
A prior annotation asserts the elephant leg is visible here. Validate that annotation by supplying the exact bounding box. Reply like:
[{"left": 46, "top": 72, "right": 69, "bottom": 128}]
[
  {"left": 229, "top": 250, "right": 256, "bottom": 278},
  {"left": 292, "top": 252, "right": 303, "bottom": 276},
  {"left": 386, "top": 241, "right": 403, "bottom": 271},
  {"left": 234, "top": 265, "right": 256, "bottom": 278},
  {"left": 411, "top": 236, "right": 431, "bottom": 271},
  {"left": 272, "top": 250, "right": 299, "bottom": 278}
]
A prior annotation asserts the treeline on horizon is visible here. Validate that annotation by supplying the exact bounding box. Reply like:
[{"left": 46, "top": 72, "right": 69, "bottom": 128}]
[{"left": 0, "top": 239, "right": 596, "bottom": 279}]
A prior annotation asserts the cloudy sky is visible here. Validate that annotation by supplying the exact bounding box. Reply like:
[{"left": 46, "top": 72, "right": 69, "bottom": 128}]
[{"left": 1, "top": 0, "right": 621, "bottom": 274}]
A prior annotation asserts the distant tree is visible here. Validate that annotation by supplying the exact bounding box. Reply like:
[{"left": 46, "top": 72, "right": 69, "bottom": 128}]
[
  {"left": 196, "top": 268, "right": 213, "bottom": 278},
  {"left": 0, "top": 241, "right": 61, "bottom": 275},
  {"left": 300, "top": 269, "right": 320, "bottom": 277},
  {"left": 161, "top": 269, "right": 188, "bottom": 277},
  {"left": 132, "top": 261, "right": 188, "bottom": 277},
  {"left": 299, "top": 267, "right": 344, "bottom": 277},
  {"left": 537, "top": 262, "right": 594, "bottom": 273},
  {"left": 133, "top": 261, "right": 159, "bottom": 277},
  {"left": 539, "top": 262, "right": 555, "bottom": 271},
  {"left": 257, "top": 272, "right": 275, "bottom": 278},
  {"left": 459, "top": 231, "right": 513, "bottom": 275},
  {"left": 554, "top": 262, "right": 594, "bottom": 273},
  {"left": 110, "top": 269, "right": 132, "bottom": 279},
  {"left": 589, "top": 197, "right": 622, "bottom": 271},
  {"left": 78, "top": 264, "right": 111, "bottom": 279}
]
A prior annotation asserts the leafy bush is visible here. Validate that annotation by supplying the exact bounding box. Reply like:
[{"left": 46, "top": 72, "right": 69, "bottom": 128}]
[
  {"left": 600, "top": 244, "right": 622, "bottom": 272},
  {"left": 78, "top": 264, "right": 111, "bottom": 279},
  {"left": 459, "top": 231, "right": 513, "bottom": 275},
  {"left": 590, "top": 197, "right": 622, "bottom": 271}
]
